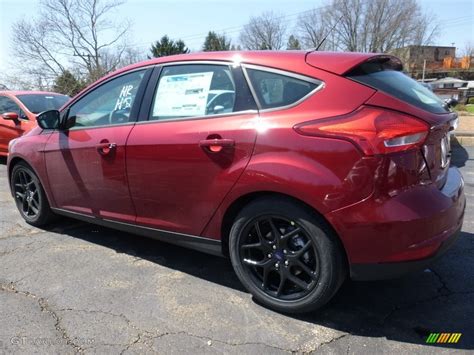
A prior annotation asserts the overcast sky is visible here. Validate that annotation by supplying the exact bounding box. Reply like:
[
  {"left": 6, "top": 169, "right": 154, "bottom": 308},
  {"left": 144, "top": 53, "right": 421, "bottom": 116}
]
[{"left": 0, "top": 0, "right": 473, "bottom": 75}]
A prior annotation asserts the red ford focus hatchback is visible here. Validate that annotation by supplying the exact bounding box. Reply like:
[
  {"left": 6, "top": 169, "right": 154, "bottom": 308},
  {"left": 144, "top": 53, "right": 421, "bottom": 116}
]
[{"left": 7, "top": 51, "right": 465, "bottom": 313}]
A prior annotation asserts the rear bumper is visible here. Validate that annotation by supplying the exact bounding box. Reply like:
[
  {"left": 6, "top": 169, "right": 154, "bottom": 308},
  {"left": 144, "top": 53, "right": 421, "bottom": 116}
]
[
  {"left": 350, "top": 225, "right": 462, "bottom": 280},
  {"left": 325, "top": 167, "right": 465, "bottom": 280}
]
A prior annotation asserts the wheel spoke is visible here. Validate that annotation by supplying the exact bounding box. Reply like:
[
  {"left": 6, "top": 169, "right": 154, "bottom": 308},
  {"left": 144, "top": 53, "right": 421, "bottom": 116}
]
[
  {"left": 295, "top": 241, "right": 312, "bottom": 258},
  {"left": 241, "top": 242, "right": 263, "bottom": 251},
  {"left": 281, "top": 227, "right": 301, "bottom": 242},
  {"left": 243, "top": 258, "right": 272, "bottom": 268},
  {"left": 262, "top": 263, "right": 273, "bottom": 289},
  {"left": 287, "top": 273, "right": 309, "bottom": 291},
  {"left": 276, "top": 273, "right": 286, "bottom": 296},
  {"left": 294, "top": 259, "right": 318, "bottom": 280},
  {"left": 29, "top": 203, "right": 39, "bottom": 215},
  {"left": 15, "top": 192, "right": 25, "bottom": 200},
  {"left": 30, "top": 198, "right": 40, "bottom": 209},
  {"left": 267, "top": 218, "right": 282, "bottom": 247}
]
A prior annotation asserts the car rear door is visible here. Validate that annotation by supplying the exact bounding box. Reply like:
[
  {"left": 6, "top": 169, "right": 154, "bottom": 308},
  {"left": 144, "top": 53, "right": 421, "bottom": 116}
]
[
  {"left": 44, "top": 68, "right": 151, "bottom": 222},
  {"left": 126, "top": 63, "right": 258, "bottom": 235}
]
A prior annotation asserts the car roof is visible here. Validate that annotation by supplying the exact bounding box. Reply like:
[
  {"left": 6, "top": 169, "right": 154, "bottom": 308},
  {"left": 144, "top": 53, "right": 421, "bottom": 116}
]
[
  {"left": 71, "top": 50, "right": 388, "bottom": 103},
  {"left": 105, "top": 50, "right": 381, "bottom": 80}
]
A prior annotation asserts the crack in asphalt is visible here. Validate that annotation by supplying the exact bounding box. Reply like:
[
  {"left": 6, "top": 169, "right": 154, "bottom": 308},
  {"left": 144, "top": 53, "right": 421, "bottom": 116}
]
[
  {"left": 307, "top": 333, "right": 350, "bottom": 353},
  {"left": 134, "top": 331, "right": 295, "bottom": 353},
  {"left": 430, "top": 268, "right": 452, "bottom": 295},
  {"left": 0, "top": 282, "right": 84, "bottom": 353},
  {"left": 380, "top": 268, "right": 474, "bottom": 326}
]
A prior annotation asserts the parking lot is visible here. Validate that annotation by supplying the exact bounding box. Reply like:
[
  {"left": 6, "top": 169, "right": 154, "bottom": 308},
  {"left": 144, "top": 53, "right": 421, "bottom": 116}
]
[{"left": 0, "top": 145, "right": 473, "bottom": 354}]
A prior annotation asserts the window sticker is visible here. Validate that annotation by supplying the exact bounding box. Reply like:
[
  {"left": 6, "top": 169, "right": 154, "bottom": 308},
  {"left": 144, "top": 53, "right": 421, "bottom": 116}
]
[
  {"left": 152, "top": 72, "right": 214, "bottom": 117},
  {"left": 114, "top": 85, "right": 134, "bottom": 111}
]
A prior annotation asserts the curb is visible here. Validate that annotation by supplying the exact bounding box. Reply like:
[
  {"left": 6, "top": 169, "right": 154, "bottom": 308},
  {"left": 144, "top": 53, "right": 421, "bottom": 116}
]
[{"left": 452, "top": 134, "right": 474, "bottom": 147}]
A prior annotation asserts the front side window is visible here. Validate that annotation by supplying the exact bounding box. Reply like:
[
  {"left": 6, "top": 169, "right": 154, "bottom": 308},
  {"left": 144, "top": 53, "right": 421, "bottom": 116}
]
[
  {"left": 246, "top": 69, "right": 320, "bottom": 109},
  {"left": 68, "top": 70, "right": 145, "bottom": 128},
  {"left": 150, "top": 64, "right": 236, "bottom": 121}
]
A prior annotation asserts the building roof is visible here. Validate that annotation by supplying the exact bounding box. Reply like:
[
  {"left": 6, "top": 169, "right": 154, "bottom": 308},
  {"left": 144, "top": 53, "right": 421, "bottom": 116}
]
[{"left": 430, "top": 77, "right": 467, "bottom": 85}]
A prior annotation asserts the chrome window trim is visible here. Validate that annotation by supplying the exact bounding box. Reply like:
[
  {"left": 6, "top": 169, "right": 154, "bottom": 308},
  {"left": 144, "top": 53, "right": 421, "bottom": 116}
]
[
  {"left": 137, "top": 109, "right": 259, "bottom": 125},
  {"left": 53, "top": 110, "right": 259, "bottom": 131},
  {"left": 159, "top": 60, "right": 234, "bottom": 67},
  {"left": 241, "top": 63, "right": 325, "bottom": 113}
]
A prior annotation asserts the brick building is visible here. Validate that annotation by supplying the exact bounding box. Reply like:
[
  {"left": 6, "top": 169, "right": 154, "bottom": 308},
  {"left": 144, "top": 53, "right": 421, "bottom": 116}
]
[{"left": 392, "top": 45, "right": 456, "bottom": 71}]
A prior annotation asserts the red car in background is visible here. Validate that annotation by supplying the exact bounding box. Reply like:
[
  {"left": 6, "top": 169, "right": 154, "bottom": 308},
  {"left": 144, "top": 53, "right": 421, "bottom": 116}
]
[
  {"left": 7, "top": 51, "right": 465, "bottom": 313},
  {"left": 0, "top": 91, "right": 69, "bottom": 156}
]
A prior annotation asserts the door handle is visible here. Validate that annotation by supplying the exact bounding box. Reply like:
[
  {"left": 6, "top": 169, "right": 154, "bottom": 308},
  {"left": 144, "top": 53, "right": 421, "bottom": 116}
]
[
  {"left": 96, "top": 142, "right": 117, "bottom": 156},
  {"left": 199, "top": 138, "right": 235, "bottom": 152}
]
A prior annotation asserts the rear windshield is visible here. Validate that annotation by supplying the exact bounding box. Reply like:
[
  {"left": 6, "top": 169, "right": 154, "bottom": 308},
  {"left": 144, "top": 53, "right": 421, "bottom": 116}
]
[
  {"left": 16, "top": 94, "right": 70, "bottom": 114},
  {"left": 349, "top": 63, "right": 448, "bottom": 114}
]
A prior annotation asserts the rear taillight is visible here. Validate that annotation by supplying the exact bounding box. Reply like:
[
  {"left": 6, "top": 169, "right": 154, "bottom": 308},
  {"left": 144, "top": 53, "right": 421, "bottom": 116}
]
[{"left": 294, "top": 106, "right": 429, "bottom": 155}]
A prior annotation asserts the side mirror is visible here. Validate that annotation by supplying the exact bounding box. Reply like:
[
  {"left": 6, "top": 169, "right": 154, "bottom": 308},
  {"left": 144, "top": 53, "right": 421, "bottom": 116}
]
[
  {"left": 2, "top": 112, "right": 19, "bottom": 121},
  {"left": 36, "top": 110, "right": 60, "bottom": 129},
  {"left": 445, "top": 98, "right": 459, "bottom": 108}
]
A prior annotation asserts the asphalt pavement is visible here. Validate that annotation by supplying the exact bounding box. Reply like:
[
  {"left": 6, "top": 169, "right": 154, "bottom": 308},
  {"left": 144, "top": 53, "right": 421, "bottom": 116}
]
[{"left": 0, "top": 145, "right": 473, "bottom": 354}]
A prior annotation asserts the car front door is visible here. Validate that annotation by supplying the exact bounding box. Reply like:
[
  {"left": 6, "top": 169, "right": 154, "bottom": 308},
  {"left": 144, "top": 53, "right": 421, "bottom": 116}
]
[
  {"left": 0, "top": 96, "right": 30, "bottom": 155},
  {"left": 44, "top": 68, "right": 150, "bottom": 222},
  {"left": 126, "top": 63, "right": 258, "bottom": 235}
]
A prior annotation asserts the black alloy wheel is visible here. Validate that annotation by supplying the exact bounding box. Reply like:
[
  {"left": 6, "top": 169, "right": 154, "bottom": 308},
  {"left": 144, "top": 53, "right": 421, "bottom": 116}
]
[
  {"left": 11, "top": 162, "right": 55, "bottom": 226},
  {"left": 239, "top": 216, "right": 320, "bottom": 301},
  {"left": 13, "top": 168, "right": 41, "bottom": 219},
  {"left": 229, "top": 197, "right": 345, "bottom": 313}
]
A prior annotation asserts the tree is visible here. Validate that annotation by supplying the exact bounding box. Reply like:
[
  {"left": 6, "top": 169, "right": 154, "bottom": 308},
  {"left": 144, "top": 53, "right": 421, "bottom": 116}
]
[
  {"left": 286, "top": 35, "right": 301, "bottom": 50},
  {"left": 298, "top": 0, "right": 438, "bottom": 53},
  {"left": 297, "top": 8, "right": 334, "bottom": 50},
  {"left": 239, "top": 11, "right": 287, "bottom": 50},
  {"left": 52, "top": 71, "right": 86, "bottom": 96},
  {"left": 203, "top": 31, "right": 231, "bottom": 51},
  {"left": 12, "top": 0, "right": 132, "bottom": 85},
  {"left": 150, "top": 35, "right": 190, "bottom": 58}
]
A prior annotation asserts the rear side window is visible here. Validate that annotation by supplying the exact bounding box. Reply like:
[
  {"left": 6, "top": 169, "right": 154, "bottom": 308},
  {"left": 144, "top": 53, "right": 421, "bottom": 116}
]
[
  {"left": 246, "top": 69, "right": 320, "bottom": 109},
  {"left": 349, "top": 63, "right": 448, "bottom": 114},
  {"left": 150, "top": 64, "right": 237, "bottom": 120}
]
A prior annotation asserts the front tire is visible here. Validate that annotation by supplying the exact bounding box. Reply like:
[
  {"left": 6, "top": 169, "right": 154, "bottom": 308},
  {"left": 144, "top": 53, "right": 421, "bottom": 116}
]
[
  {"left": 229, "top": 197, "right": 345, "bottom": 313},
  {"left": 10, "top": 162, "right": 56, "bottom": 227}
]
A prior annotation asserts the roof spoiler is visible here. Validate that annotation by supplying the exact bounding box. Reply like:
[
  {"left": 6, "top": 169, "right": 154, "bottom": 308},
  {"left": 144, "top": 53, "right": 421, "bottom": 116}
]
[
  {"left": 305, "top": 52, "right": 403, "bottom": 75},
  {"left": 344, "top": 55, "right": 403, "bottom": 76}
]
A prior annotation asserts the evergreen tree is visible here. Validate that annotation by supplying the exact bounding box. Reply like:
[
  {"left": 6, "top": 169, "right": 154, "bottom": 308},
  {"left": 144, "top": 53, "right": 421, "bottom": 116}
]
[
  {"left": 52, "top": 70, "right": 85, "bottom": 96},
  {"left": 287, "top": 35, "right": 301, "bottom": 50},
  {"left": 150, "top": 35, "right": 190, "bottom": 58},
  {"left": 202, "top": 31, "right": 231, "bottom": 51}
]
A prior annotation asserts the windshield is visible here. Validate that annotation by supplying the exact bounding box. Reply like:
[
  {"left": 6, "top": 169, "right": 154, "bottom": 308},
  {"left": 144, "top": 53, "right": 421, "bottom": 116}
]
[
  {"left": 16, "top": 94, "right": 70, "bottom": 114},
  {"left": 349, "top": 63, "right": 448, "bottom": 114}
]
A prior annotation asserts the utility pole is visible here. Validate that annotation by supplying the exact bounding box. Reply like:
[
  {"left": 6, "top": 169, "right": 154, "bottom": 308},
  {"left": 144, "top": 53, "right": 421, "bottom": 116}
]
[{"left": 422, "top": 59, "right": 426, "bottom": 82}]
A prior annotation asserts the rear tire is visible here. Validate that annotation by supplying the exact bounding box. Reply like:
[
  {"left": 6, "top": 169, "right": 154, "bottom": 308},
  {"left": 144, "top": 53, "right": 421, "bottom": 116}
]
[
  {"left": 229, "top": 196, "right": 345, "bottom": 313},
  {"left": 10, "top": 162, "right": 56, "bottom": 227}
]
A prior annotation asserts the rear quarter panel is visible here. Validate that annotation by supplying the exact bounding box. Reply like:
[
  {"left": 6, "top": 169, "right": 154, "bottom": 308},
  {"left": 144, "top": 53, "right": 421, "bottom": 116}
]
[{"left": 202, "top": 69, "right": 377, "bottom": 240}]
